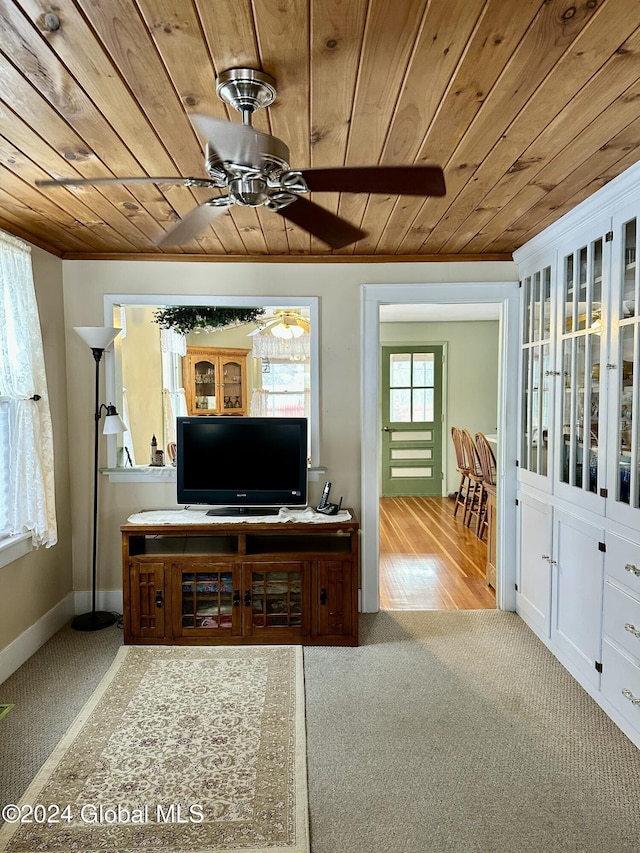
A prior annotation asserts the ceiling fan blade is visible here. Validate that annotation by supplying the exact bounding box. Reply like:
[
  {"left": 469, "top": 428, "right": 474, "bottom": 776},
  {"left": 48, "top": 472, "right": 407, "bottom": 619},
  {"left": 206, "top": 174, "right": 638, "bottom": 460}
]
[
  {"left": 247, "top": 316, "right": 279, "bottom": 336},
  {"left": 35, "top": 175, "right": 196, "bottom": 188},
  {"left": 156, "top": 201, "right": 229, "bottom": 248},
  {"left": 190, "top": 114, "right": 272, "bottom": 167},
  {"left": 274, "top": 196, "right": 366, "bottom": 250},
  {"left": 297, "top": 165, "right": 446, "bottom": 196}
]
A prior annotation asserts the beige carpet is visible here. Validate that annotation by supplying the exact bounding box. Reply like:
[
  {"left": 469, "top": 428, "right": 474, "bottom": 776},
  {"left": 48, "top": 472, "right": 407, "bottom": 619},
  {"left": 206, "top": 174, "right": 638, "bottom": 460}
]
[
  {"left": 304, "top": 610, "right": 640, "bottom": 853},
  {"left": 0, "top": 645, "right": 309, "bottom": 853}
]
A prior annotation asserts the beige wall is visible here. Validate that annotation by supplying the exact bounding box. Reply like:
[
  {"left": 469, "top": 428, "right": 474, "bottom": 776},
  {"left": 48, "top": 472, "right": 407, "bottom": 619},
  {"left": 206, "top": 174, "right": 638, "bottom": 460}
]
[
  {"left": 0, "top": 248, "right": 73, "bottom": 652},
  {"left": 61, "top": 259, "right": 517, "bottom": 599},
  {"left": 380, "top": 321, "right": 500, "bottom": 492}
]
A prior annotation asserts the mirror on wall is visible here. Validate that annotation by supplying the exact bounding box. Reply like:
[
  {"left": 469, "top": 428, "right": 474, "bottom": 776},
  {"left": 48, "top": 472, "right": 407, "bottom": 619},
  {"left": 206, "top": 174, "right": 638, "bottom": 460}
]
[{"left": 104, "top": 296, "right": 318, "bottom": 469}]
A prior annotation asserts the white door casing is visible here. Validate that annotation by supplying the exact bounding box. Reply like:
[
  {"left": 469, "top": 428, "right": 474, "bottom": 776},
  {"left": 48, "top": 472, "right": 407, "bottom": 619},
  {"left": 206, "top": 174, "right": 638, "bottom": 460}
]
[{"left": 361, "top": 281, "right": 521, "bottom": 613}]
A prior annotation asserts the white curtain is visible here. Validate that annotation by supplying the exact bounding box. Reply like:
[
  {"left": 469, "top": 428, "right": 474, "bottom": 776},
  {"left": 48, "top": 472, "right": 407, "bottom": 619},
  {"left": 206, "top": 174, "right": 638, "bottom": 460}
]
[
  {"left": 161, "top": 338, "right": 187, "bottom": 454},
  {"left": 162, "top": 387, "right": 187, "bottom": 450},
  {"left": 251, "top": 332, "right": 310, "bottom": 360},
  {"left": 0, "top": 230, "right": 57, "bottom": 547},
  {"left": 160, "top": 327, "right": 186, "bottom": 356},
  {"left": 120, "top": 387, "right": 136, "bottom": 466}
]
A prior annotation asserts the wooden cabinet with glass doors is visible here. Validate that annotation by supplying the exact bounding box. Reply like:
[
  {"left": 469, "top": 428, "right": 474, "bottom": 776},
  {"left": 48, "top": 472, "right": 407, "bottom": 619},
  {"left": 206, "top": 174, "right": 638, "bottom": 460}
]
[{"left": 182, "top": 346, "right": 249, "bottom": 416}]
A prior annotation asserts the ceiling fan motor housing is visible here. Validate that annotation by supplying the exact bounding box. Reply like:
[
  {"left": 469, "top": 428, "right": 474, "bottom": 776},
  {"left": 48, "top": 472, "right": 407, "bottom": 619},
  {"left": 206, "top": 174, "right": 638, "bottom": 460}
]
[{"left": 205, "top": 135, "right": 291, "bottom": 178}]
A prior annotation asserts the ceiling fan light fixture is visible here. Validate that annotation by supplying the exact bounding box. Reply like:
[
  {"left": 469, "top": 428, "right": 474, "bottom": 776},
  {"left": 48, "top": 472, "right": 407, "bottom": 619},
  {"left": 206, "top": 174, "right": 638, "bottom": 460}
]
[
  {"left": 271, "top": 323, "right": 294, "bottom": 339},
  {"left": 229, "top": 177, "right": 268, "bottom": 206}
]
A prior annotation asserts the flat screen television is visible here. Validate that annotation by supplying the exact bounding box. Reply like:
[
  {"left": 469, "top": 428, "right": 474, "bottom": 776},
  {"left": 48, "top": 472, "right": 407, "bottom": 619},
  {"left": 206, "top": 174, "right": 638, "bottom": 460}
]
[{"left": 176, "top": 416, "right": 308, "bottom": 515}]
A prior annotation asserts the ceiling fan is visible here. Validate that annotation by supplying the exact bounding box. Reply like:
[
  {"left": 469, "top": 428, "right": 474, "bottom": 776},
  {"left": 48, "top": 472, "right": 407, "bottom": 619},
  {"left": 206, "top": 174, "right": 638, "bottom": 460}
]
[
  {"left": 36, "top": 68, "right": 446, "bottom": 250},
  {"left": 248, "top": 309, "right": 310, "bottom": 338}
]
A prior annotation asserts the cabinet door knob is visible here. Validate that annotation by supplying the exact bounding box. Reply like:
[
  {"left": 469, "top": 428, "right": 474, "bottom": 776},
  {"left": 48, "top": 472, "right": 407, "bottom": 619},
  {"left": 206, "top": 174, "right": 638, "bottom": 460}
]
[
  {"left": 320, "top": 588, "right": 328, "bottom": 605},
  {"left": 624, "top": 623, "right": 640, "bottom": 638},
  {"left": 244, "top": 590, "right": 252, "bottom": 607},
  {"left": 155, "top": 590, "right": 163, "bottom": 608},
  {"left": 625, "top": 563, "right": 640, "bottom": 577},
  {"left": 233, "top": 589, "right": 240, "bottom": 607}
]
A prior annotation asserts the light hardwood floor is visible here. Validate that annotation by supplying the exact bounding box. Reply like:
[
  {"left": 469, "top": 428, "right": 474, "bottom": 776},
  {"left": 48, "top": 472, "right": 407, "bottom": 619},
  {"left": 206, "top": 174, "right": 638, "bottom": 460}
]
[{"left": 379, "top": 496, "right": 496, "bottom": 610}]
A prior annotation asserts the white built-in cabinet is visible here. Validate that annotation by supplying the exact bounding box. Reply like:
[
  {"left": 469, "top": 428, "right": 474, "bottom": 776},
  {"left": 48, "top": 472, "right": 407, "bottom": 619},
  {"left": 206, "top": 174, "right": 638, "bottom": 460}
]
[{"left": 514, "top": 167, "right": 640, "bottom": 749}]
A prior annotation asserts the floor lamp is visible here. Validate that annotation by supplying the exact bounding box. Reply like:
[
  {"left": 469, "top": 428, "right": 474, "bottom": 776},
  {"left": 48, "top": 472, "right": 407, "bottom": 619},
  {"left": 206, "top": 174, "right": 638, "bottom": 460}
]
[{"left": 72, "top": 326, "right": 126, "bottom": 632}]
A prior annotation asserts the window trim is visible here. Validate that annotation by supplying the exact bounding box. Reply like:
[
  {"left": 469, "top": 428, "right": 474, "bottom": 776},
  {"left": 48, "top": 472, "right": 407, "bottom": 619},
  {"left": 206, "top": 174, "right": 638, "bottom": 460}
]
[{"left": 0, "top": 532, "right": 32, "bottom": 569}]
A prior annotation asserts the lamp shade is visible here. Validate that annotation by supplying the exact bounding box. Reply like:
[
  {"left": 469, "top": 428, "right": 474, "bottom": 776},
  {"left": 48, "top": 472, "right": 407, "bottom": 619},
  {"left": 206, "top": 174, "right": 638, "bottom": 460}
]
[
  {"left": 74, "top": 326, "right": 121, "bottom": 350},
  {"left": 102, "top": 404, "right": 127, "bottom": 434}
]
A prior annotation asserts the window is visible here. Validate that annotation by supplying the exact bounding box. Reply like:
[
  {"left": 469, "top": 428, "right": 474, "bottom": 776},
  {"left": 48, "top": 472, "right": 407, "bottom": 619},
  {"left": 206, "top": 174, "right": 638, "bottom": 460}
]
[
  {"left": 0, "top": 230, "right": 57, "bottom": 549},
  {"left": 256, "top": 360, "right": 309, "bottom": 417},
  {"left": 0, "top": 398, "right": 11, "bottom": 537}
]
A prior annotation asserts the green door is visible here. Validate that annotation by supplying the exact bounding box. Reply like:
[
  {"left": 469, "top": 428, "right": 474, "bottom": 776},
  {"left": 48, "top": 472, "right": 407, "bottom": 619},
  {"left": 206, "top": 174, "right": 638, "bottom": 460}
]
[{"left": 381, "top": 346, "right": 443, "bottom": 496}]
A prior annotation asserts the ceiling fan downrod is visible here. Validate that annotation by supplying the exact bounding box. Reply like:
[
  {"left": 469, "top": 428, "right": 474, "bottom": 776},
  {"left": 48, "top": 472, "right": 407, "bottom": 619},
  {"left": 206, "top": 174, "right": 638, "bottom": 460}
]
[{"left": 216, "top": 67, "right": 277, "bottom": 126}]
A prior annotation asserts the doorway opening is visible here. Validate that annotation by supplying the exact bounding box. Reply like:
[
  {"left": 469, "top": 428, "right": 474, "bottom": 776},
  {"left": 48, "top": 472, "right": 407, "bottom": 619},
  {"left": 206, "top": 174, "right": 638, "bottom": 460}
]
[
  {"left": 361, "top": 282, "right": 521, "bottom": 615},
  {"left": 378, "top": 320, "right": 497, "bottom": 611}
]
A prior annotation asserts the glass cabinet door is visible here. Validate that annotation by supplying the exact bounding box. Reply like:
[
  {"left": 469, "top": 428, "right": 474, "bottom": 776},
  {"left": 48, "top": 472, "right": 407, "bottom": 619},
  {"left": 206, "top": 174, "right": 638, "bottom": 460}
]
[
  {"left": 243, "top": 562, "right": 309, "bottom": 636},
  {"left": 613, "top": 216, "right": 639, "bottom": 513},
  {"left": 193, "top": 358, "right": 217, "bottom": 412},
  {"left": 557, "top": 236, "right": 604, "bottom": 504},
  {"left": 176, "top": 564, "right": 240, "bottom": 636},
  {"left": 520, "top": 265, "right": 553, "bottom": 484},
  {"left": 220, "top": 357, "right": 244, "bottom": 412},
  {"left": 183, "top": 347, "right": 249, "bottom": 416}
]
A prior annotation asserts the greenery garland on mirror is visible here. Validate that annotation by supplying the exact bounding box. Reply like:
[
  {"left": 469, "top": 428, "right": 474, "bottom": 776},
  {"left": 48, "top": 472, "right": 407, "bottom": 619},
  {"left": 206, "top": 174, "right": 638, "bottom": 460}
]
[{"left": 153, "top": 306, "right": 265, "bottom": 335}]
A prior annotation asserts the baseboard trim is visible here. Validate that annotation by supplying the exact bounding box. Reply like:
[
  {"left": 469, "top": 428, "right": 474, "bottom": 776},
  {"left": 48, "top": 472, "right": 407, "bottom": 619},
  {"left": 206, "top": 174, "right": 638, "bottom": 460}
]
[
  {"left": 72, "top": 589, "right": 123, "bottom": 616},
  {"left": 0, "top": 594, "right": 75, "bottom": 685}
]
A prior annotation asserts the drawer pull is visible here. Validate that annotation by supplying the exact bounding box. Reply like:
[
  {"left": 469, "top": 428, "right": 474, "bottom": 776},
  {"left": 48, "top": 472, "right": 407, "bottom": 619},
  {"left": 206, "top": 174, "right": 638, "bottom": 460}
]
[
  {"left": 624, "top": 623, "right": 640, "bottom": 638},
  {"left": 622, "top": 688, "right": 640, "bottom": 707},
  {"left": 624, "top": 563, "right": 640, "bottom": 577}
]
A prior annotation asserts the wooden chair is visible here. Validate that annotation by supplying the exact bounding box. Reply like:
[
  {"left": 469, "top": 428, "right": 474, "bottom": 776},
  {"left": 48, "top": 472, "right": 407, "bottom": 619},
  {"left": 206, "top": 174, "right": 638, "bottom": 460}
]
[
  {"left": 460, "top": 429, "right": 484, "bottom": 533},
  {"left": 451, "top": 426, "right": 470, "bottom": 518},
  {"left": 475, "top": 431, "right": 497, "bottom": 540}
]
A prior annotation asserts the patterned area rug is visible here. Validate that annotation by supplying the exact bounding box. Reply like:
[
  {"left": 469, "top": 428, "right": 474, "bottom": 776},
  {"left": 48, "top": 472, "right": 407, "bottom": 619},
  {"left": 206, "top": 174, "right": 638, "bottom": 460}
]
[{"left": 0, "top": 645, "right": 308, "bottom": 853}]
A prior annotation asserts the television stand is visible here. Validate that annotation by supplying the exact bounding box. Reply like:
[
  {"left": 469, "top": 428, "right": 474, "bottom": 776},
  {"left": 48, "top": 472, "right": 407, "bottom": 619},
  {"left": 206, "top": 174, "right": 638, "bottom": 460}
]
[{"left": 121, "top": 510, "right": 359, "bottom": 647}]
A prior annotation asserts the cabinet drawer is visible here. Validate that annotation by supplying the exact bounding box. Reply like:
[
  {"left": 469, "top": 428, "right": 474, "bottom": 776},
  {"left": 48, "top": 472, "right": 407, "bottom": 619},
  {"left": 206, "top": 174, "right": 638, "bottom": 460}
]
[
  {"left": 603, "top": 582, "right": 640, "bottom": 662},
  {"left": 601, "top": 639, "right": 640, "bottom": 733},
  {"left": 605, "top": 533, "right": 640, "bottom": 596}
]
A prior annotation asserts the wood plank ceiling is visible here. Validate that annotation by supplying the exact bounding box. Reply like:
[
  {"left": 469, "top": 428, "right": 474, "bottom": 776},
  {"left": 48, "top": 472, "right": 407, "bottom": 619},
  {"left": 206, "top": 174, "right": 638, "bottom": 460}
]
[{"left": 1, "top": 0, "right": 640, "bottom": 261}]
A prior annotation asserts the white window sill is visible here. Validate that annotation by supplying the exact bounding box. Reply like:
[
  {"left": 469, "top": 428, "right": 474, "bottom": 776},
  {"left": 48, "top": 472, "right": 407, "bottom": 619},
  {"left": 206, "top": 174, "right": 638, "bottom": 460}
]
[
  {"left": 102, "top": 465, "right": 177, "bottom": 483},
  {"left": 0, "top": 533, "right": 33, "bottom": 569},
  {"left": 102, "top": 465, "right": 328, "bottom": 483}
]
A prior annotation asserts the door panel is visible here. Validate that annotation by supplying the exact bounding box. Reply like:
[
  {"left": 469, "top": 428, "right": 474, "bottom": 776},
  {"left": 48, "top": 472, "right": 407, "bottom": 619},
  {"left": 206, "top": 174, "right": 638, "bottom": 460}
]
[
  {"left": 551, "top": 510, "right": 604, "bottom": 687},
  {"left": 381, "top": 346, "right": 443, "bottom": 496},
  {"left": 516, "top": 493, "right": 552, "bottom": 637}
]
